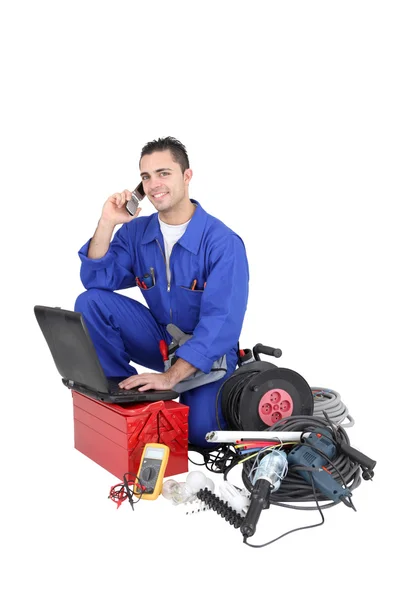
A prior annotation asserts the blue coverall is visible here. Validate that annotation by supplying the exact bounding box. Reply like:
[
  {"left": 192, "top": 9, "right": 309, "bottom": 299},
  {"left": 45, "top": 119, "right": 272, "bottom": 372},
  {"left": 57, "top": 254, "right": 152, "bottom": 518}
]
[{"left": 76, "top": 200, "right": 249, "bottom": 446}]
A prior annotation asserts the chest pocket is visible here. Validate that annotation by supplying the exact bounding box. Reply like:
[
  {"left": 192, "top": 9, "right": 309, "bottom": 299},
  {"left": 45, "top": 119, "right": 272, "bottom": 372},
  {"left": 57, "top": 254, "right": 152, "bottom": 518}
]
[{"left": 174, "top": 286, "right": 204, "bottom": 333}]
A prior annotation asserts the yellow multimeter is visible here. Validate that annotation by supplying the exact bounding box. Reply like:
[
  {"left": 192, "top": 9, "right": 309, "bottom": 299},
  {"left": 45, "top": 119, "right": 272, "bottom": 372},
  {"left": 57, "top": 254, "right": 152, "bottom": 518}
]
[{"left": 135, "top": 443, "right": 170, "bottom": 500}]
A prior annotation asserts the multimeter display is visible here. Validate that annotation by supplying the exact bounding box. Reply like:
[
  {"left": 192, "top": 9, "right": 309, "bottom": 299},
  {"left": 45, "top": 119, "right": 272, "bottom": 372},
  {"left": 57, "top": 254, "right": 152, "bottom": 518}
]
[
  {"left": 135, "top": 443, "right": 170, "bottom": 500},
  {"left": 146, "top": 448, "right": 165, "bottom": 460}
]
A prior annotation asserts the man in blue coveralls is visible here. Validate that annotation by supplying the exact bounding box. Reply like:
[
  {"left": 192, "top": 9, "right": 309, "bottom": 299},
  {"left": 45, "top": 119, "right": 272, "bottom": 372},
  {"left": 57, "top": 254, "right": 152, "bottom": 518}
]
[{"left": 76, "top": 137, "right": 249, "bottom": 446}]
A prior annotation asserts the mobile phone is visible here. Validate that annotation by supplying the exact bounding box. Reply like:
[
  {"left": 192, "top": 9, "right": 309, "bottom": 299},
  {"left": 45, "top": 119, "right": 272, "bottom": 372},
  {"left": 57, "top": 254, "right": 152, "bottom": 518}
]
[
  {"left": 126, "top": 181, "right": 145, "bottom": 216},
  {"left": 134, "top": 443, "right": 170, "bottom": 500}
]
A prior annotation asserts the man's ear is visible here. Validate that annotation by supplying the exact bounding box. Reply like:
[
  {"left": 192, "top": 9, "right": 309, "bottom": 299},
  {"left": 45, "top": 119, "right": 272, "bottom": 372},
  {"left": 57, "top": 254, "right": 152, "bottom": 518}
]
[{"left": 184, "top": 168, "right": 193, "bottom": 185}]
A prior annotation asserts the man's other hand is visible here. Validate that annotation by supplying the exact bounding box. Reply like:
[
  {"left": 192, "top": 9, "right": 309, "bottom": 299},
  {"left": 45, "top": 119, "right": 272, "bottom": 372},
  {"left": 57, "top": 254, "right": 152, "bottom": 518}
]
[{"left": 119, "top": 372, "right": 173, "bottom": 392}]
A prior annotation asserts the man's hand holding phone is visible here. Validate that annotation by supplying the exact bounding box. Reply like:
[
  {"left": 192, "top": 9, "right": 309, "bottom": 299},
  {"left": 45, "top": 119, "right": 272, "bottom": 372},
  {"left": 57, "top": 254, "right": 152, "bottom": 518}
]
[
  {"left": 100, "top": 189, "right": 142, "bottom": 227},
  {"left": 88, "top": 186, "right": 144, "bottom": 260}
]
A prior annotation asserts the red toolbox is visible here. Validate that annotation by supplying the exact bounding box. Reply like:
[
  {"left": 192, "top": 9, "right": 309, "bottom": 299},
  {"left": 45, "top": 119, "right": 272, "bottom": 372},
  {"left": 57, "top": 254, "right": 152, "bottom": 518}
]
[{"left": 72, "top": 391, "right": 189, "bottom": 480}]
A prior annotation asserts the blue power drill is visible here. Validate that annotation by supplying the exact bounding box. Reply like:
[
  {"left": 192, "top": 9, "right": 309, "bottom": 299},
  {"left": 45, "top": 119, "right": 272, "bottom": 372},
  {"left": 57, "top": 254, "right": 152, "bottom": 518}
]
[{"left": 288, "top": 428, "right": 352, "bottom": 504}]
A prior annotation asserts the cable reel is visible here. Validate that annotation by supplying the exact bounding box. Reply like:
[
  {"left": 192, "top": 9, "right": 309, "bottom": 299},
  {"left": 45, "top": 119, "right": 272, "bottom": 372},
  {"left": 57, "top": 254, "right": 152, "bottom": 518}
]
[{"left": 219, "top": 343, "right": 314, "bottom": 431}]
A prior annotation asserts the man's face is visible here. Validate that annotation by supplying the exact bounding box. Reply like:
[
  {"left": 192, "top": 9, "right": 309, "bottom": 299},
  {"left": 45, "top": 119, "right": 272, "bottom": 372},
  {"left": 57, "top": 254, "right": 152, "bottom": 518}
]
[{"left": 139, "top": 150, "right": 191, "bottom": 213}]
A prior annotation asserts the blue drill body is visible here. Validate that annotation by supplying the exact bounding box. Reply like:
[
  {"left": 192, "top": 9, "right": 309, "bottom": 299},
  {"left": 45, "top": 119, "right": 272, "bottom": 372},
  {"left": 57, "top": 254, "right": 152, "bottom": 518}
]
[{"left": 288, "top": 428, "right": 351, "bottom": 503}]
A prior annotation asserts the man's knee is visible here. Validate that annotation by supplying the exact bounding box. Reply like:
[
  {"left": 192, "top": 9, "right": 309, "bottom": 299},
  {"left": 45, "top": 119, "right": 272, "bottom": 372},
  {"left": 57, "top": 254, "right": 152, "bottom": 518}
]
[{"left": 74, "top": 289, "right": 111, "bottom": 313}]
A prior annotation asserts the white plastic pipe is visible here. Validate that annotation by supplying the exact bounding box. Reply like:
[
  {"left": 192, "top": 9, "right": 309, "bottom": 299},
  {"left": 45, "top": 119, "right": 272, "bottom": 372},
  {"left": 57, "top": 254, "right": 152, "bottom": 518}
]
[{"left": 205, "top": 430, "right": 310, "bottom": 443}]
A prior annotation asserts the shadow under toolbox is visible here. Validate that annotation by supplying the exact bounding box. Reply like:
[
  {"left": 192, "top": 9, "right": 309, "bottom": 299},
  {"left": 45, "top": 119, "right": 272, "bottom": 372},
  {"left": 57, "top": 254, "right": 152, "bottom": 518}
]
[{"left": 72, "top": 391, "right": 189, "bottom": 479}]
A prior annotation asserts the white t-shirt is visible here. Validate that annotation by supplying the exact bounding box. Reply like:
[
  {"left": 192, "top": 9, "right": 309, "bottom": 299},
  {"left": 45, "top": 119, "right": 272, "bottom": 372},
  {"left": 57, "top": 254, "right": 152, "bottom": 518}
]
[{"left": 159, "top": 216, "right": 191, "bottom": 283}]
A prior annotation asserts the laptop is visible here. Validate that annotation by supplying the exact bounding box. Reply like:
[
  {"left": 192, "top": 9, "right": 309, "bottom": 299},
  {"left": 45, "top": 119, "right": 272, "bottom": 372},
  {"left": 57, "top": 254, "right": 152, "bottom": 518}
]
[{"left": 34, "top": 305, "right": 179, "bottom": 405}]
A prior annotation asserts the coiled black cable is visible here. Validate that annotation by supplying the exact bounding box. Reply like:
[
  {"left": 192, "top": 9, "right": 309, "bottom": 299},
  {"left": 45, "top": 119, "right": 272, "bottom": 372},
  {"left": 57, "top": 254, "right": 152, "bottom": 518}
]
[
  {"left": 241, "top": 415, "right": 362, "bottom": 509},
  {"left": 216, "top": 364, "right": 270, "bottom": 429},
  {"left": 189, "top": 443, "right": 237, "bottom": 474}
]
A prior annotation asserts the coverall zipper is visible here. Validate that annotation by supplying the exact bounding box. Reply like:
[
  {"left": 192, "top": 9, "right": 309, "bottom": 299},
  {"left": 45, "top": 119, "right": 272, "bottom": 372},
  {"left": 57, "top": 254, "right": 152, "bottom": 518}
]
[{"left": 156, "top": 238, "right": 173, "bottom": 322}]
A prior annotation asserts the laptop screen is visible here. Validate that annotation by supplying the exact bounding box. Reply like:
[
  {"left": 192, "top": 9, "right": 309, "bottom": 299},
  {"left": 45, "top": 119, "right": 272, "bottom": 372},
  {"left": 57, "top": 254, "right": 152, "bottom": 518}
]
[{"left": 34, "top": 305, "right": 109, "bottom": 393}]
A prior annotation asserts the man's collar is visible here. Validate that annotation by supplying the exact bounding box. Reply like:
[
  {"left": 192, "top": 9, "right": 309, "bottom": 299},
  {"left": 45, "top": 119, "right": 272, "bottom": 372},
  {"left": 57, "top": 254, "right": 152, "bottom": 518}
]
[{"left": 141, "top": 200, "right": 207, "bottom": 255}]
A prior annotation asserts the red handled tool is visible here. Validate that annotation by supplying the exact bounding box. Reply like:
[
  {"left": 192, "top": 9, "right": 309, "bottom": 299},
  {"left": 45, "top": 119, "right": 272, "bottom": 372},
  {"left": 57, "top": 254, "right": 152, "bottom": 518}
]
[{"left": 159, "top": 340, "right": 169, "bottom": 362}]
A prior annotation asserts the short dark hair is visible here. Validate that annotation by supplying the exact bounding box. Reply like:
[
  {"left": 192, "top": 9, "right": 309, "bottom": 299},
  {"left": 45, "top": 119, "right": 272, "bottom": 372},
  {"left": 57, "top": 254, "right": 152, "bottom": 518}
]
[{"left": 140, "top": 136, "right": 190, "bottom": 174}]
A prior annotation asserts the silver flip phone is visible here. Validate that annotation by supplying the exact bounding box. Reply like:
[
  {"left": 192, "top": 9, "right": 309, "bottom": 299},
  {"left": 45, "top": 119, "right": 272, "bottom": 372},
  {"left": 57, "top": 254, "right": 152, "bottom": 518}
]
[{"left": 126, "top": 182, "right": 145, "bottom": 216}]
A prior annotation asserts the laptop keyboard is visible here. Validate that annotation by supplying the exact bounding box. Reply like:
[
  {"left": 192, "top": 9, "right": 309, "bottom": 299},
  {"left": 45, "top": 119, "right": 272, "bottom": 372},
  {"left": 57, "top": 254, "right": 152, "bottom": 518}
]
[
  {"left": 112, "top": 388, "right": 141, "bottom": 396},
  {"left": 108, "top": 381, "right": 142, "bottom": 395}
]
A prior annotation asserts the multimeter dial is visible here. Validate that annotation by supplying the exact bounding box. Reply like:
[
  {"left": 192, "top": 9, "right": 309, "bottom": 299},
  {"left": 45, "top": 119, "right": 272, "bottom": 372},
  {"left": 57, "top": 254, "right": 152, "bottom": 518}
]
[
  {"left": 135, "top": 443, "right": 170, "bottom": 500},
  {"left": 140, "top": 459, "right": 162, "bottom": 493}
]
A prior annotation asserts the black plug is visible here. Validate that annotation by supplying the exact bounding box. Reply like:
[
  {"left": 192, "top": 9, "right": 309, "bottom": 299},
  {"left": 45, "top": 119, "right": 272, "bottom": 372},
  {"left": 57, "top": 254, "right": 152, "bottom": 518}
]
[
  {"left": 338, "top": 441, "right": 376, "bottom": 473},
  {"left": 361, "top": 466, "right": 375, "bottom": 481}
]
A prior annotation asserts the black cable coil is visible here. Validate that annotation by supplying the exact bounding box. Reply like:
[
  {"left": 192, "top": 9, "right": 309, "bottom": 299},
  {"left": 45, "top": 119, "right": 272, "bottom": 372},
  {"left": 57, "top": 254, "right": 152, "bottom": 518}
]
[
  {"left": 241, "top": 415, "right": 362, "bottom": 508},
  {"left": 216, "top": 359, "right": 314, "bottom": 432},
  {"left": 216, "top": 363, "right": 272, "bottom": 429}
]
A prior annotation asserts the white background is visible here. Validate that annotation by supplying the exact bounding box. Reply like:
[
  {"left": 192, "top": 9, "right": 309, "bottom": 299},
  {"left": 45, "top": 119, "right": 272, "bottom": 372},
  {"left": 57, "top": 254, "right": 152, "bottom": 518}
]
[{"left": 1, "top": 1, "right": 399, "bottom": 597}]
